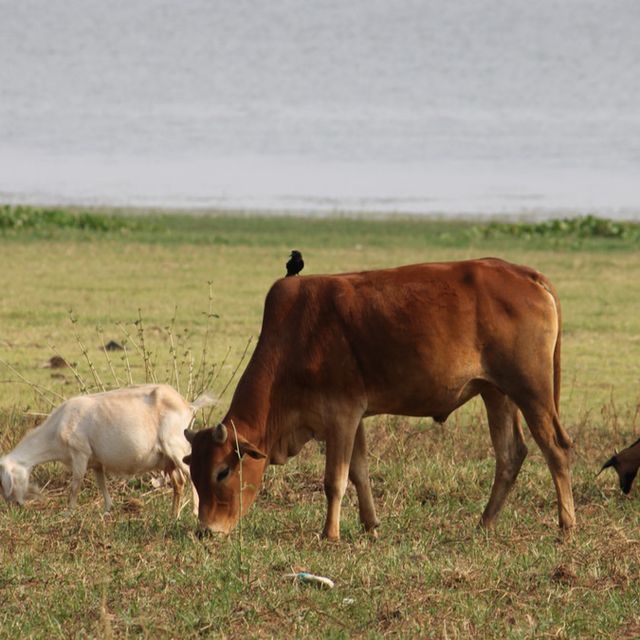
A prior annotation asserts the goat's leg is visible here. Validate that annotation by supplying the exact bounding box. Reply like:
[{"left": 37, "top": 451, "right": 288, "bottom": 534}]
[
  {"left": 68, "top": 452, "right": 89, "bottom": 510},
  {"left": 93, "top": 467, "right": 113, "bottom": 513},
  {"left": 169, "top": 468, "right": 185, "bottom": 518},
  {"left": 189, "top": 480, "right": 199, "bottom": 516},
  {"left": 175, "top": 456, "right": 198, "bottom": 516},
  {"left": 348, "top": 420, "right": 380, "bottom": 533}
]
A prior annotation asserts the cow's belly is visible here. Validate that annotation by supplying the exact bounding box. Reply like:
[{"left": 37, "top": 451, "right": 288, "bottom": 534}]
[{"left": 365, "top": 376, "right": 486, "bottom": 420}]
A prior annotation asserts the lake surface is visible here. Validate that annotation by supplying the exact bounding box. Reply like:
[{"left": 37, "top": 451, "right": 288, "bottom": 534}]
[{"left": 1, "top": 0, "right": 639, "bottom": 218}]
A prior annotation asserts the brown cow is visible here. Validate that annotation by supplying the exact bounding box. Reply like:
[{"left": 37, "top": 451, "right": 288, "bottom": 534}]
[
  {"left": 599, "top": 439, "right": 640, "bottom": 494},
  {"left": 184, "top": 258, "right": 575, "bottom": 540}
]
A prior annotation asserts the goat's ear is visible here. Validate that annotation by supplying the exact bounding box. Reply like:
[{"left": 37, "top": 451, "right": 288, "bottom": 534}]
[
  {"left": 184, "top": 429, "right": 196, "bottom": 444},
  {"left": 597, "top": 455, "right": 617, "bottom": 476},
  {"left": 182, "top": 454, "right": 192, "bottom": 466},
  {"left": 0, "top": 465, "right": 13, "bottom": 498}
]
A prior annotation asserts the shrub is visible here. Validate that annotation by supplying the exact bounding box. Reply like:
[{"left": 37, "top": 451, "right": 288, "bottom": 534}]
[{"left": 0, "top": 205, "right": 138, "bottom": 232}]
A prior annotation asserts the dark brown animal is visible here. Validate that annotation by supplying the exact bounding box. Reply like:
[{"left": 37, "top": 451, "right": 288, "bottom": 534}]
[
  {"left": 184, "top": 258, "right": 575, "bottom": 540},
  {"left": 600, "top": 438, "right": 640, "bottom": 493}
]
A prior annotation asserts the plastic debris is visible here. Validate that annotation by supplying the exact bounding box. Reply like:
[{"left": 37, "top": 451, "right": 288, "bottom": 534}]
[{"left": 285, "top": 572, "right": 335, "bottom": 589}]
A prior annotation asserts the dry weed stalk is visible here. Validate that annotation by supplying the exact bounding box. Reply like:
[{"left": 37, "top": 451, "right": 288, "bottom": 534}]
[
  {"left": 0, "top": 358, "right": 62, "bottom": 409},
  {"left": 230, "top": 419, "right": 246, "bottom": 583},
  {"left": 185, "top": 348, "right": 195, "bottom": 402},
  {"left": 135, "top": 308, "right": 157, "bottom": 383},
  {"left": 98, "top": 327, "right": 122, "bottom": 387},
  {"left": 167, "top": 307, "right": 181, "bottom": 394},
  {"left": 68, "top": 311, "right": 105, "bottom": 392},
  {"left": 204, "top": 337, "right": 253, "bottom": 425},
  {"left": 194, "top": 282, "right": 218, "bottom": 393}
]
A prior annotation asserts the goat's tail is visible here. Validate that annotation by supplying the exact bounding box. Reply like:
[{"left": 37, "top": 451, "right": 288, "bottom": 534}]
[{"left": 190, "top": 392, "right": 217, "bottom": 413}]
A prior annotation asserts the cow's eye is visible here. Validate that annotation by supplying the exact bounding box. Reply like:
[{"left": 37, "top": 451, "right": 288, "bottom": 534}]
[{"left": 216, "top": 467, "right": 230, "bottom": 483}]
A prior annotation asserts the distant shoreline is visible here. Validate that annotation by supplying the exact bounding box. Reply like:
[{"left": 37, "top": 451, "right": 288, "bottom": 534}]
[{"left": 2, "top": 197, "right": 640, "bottom": 223}]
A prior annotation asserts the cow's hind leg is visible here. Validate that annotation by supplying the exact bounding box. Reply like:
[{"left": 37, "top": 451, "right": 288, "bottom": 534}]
[
  {"left": 480, "top": 386, "right": 528, "bottom": 528},
  {"left": 348, "top": 421, "right": 380, "bottom": 533},
  {"left": 518, "top": 400, "right": 575, "bottom": 531},
  {"left": 322, "top": 418, "right": 359, "bottom": 541}
]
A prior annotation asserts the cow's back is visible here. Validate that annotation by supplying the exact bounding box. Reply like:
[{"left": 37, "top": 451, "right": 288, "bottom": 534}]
[{"left": 259, "top": 259, "right": 559, "bottom": 418}]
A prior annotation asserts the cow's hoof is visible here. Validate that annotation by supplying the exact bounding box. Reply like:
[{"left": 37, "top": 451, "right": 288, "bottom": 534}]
[
  {"left": 363, "top": 520, "right": 380, "bottom": 537},
  {"left": 321, "top": 530, "right": 340, "bottom": 542}
]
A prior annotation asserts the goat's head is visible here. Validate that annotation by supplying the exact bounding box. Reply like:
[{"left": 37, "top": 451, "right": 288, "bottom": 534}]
[
  {"left": 0, "top": 459, "right": 30, "bottom": 505},
  {"left": 599, "top": 438, "right": 640, "bottom": 495}
]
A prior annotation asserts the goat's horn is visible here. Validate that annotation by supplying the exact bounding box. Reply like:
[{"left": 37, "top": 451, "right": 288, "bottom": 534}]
[
  {"left": 212, "top": 423, "right": 228, "bottom": 444},
  {"left": 184, "top": 428, "right": 196, "bottom": 444}
]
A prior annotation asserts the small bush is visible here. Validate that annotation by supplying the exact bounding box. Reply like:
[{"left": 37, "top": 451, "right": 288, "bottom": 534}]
[
  {"left": 0, "top": 205, "right": 138, "bottom": 233},
  {"left": 477, "top": 215, "right": 640, "bottom": 241}
]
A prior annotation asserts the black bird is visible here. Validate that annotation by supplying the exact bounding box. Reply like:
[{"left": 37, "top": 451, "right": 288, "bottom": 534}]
[{"left": 285, "top": 250, "right": 304, "bottom": 277}]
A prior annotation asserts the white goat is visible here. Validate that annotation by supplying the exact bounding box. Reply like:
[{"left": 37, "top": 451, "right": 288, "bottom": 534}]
[{"left": 0, "top": 384, "right": 214, "bottom": 516}]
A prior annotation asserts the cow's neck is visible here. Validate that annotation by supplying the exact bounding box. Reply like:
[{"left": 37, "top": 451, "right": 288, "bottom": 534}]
[{"left": 223, "top": 347, "right": 281, "bottom": 453}]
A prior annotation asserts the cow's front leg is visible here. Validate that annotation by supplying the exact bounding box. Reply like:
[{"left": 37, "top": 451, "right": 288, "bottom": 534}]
[
  {"left": 349, "top": 420, "right": 380, "bottom": 533},
  {"left": 322, "top": 420, "right": 358, "bottom": 541}
]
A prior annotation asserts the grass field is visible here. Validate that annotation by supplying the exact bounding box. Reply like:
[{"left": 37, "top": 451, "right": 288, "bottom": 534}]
[{"left": 1, "top": 207, "right": 639, "bottom": 638}]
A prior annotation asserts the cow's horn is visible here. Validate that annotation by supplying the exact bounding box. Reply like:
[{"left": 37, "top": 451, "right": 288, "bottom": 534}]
[
  {"left": 184, "top": 428, "right": 196, "bottom": 444},
  {"left": 212, "top": 423, "right": 228, "bottom": 444}
]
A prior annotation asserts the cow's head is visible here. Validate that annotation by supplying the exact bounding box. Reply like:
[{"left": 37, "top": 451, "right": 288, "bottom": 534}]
[
  {"left": 599, "top": 439, "right": 640, "bottom": 494},
  {"left": 183, "top": 423, "right": 267, "bottom": 534}
]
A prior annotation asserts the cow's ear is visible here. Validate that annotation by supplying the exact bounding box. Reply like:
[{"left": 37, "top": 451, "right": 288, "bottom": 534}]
[
  {"left": 183, "top": 455, "right": 192, "bottom": 466},
  {"left": 235, "top": 437, "right": 267, "bottom": 461}
]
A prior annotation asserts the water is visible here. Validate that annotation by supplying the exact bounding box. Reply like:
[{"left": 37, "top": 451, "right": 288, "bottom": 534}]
[{"left": 1, "top": 0, "right": 639, "bottom": 217}]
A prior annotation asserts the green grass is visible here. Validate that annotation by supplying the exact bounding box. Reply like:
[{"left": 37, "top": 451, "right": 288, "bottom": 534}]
[{"left": 1, "top": 206, "right": 640, "bottom": 638}]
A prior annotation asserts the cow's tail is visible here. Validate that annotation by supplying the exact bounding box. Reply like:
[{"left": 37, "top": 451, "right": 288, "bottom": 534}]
[
  {"left": 553, "top": 294, "right": 562, "bottom": 415},
  {"left": 545, "top": 278, "right": 573, "bottom": 453}
]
